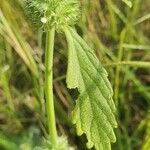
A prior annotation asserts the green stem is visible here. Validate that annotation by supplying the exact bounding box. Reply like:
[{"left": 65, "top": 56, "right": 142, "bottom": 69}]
[
  {"left": 45, "top": 28, "right": 57, "bottom": 146},
  {"left": 105, "top": 61, "right": 150, "bottom": 68},
  {"left": 114, "top": 29, "right": 126, "bottom": 104}
]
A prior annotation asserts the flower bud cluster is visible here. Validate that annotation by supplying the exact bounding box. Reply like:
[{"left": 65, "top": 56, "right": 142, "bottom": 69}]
[{"left": 25, "top": 0, "right": 80, "bottom": 31}]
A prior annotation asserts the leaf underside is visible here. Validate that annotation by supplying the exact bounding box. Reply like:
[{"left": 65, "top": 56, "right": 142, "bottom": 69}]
[{"left": 65, "top": 27, "right": 117, "bottom": 150}]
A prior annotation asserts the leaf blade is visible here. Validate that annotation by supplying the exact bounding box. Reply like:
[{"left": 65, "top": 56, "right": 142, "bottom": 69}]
[{"left": 64, "top": 27, "right": 117, "bottom": 150}]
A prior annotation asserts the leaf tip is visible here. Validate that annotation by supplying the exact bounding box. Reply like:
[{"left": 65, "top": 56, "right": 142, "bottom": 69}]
[{"left": 86, "top": 141, "right": 94, "bottom": 149}]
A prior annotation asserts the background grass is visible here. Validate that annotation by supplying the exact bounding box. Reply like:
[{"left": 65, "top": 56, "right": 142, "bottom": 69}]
[{"left": 0, "top": 0, "right": 150, "bottom": 149}]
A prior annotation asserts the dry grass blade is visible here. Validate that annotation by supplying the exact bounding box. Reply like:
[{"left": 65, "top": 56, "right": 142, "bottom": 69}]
[{"left": 0, "top": 10, "right": 38, "bottom": 77}]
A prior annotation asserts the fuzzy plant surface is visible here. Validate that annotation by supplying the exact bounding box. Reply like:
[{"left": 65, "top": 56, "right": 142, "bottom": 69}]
[
  {"left": 24, "top": 0, "right": 80, "bottom": 31},
  {"left": 34, "top": 136, "right": 74, "bottom": 150},
  {"left": 24, "top": 0, "right": 117, "bottom": 149}
]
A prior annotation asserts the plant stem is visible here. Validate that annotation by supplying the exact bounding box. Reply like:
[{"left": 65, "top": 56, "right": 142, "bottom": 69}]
[
  {"left": 105, "top": 61, "right": 150, "bottom": 68},
  {"left": 45, "top": 28, "right": 57, "bottom": 146},
  {"left": 114, "top": 29, "right": 126, "bottom": 104}
]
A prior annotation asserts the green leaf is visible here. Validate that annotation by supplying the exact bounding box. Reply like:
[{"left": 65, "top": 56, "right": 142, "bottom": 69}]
[
  {"left": 66, "top": 28, "right": 80, "bottom": 89},
  {"left": 64, "top": 27, "right": 117, "bottom": 150},
  {"left": 122, "top": 0, "right": 132, "bottom": 8}
]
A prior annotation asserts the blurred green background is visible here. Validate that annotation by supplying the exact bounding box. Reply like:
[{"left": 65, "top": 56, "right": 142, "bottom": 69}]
[{"left": 0, "top": 0, "right": 150, "bottom": 149}]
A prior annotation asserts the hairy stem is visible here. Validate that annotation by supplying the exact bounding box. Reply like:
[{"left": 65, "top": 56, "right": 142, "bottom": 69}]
[{"left": 45, "top": 28, "right": 57, "bottom": 146}]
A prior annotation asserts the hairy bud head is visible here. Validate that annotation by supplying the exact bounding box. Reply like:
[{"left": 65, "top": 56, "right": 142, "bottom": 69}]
[{"left": 24, "top": 0, "right": 80, "bottom": 31}]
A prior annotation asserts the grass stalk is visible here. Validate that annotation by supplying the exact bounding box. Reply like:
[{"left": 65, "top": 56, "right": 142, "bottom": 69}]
[
  {"left": 114, "top": 29, "right": 126, "bottom": 103},
  {"left": 105, "top": 61, "right": 150, "bottom": 68},
  {"left": 45, "top": 28, "right": 57, "bottom": 146}
]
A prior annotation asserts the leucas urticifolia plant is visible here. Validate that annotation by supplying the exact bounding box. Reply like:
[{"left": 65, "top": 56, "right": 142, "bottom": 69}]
[{"left": 25, "top": 0, "right": 118, "bottom": 149}]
